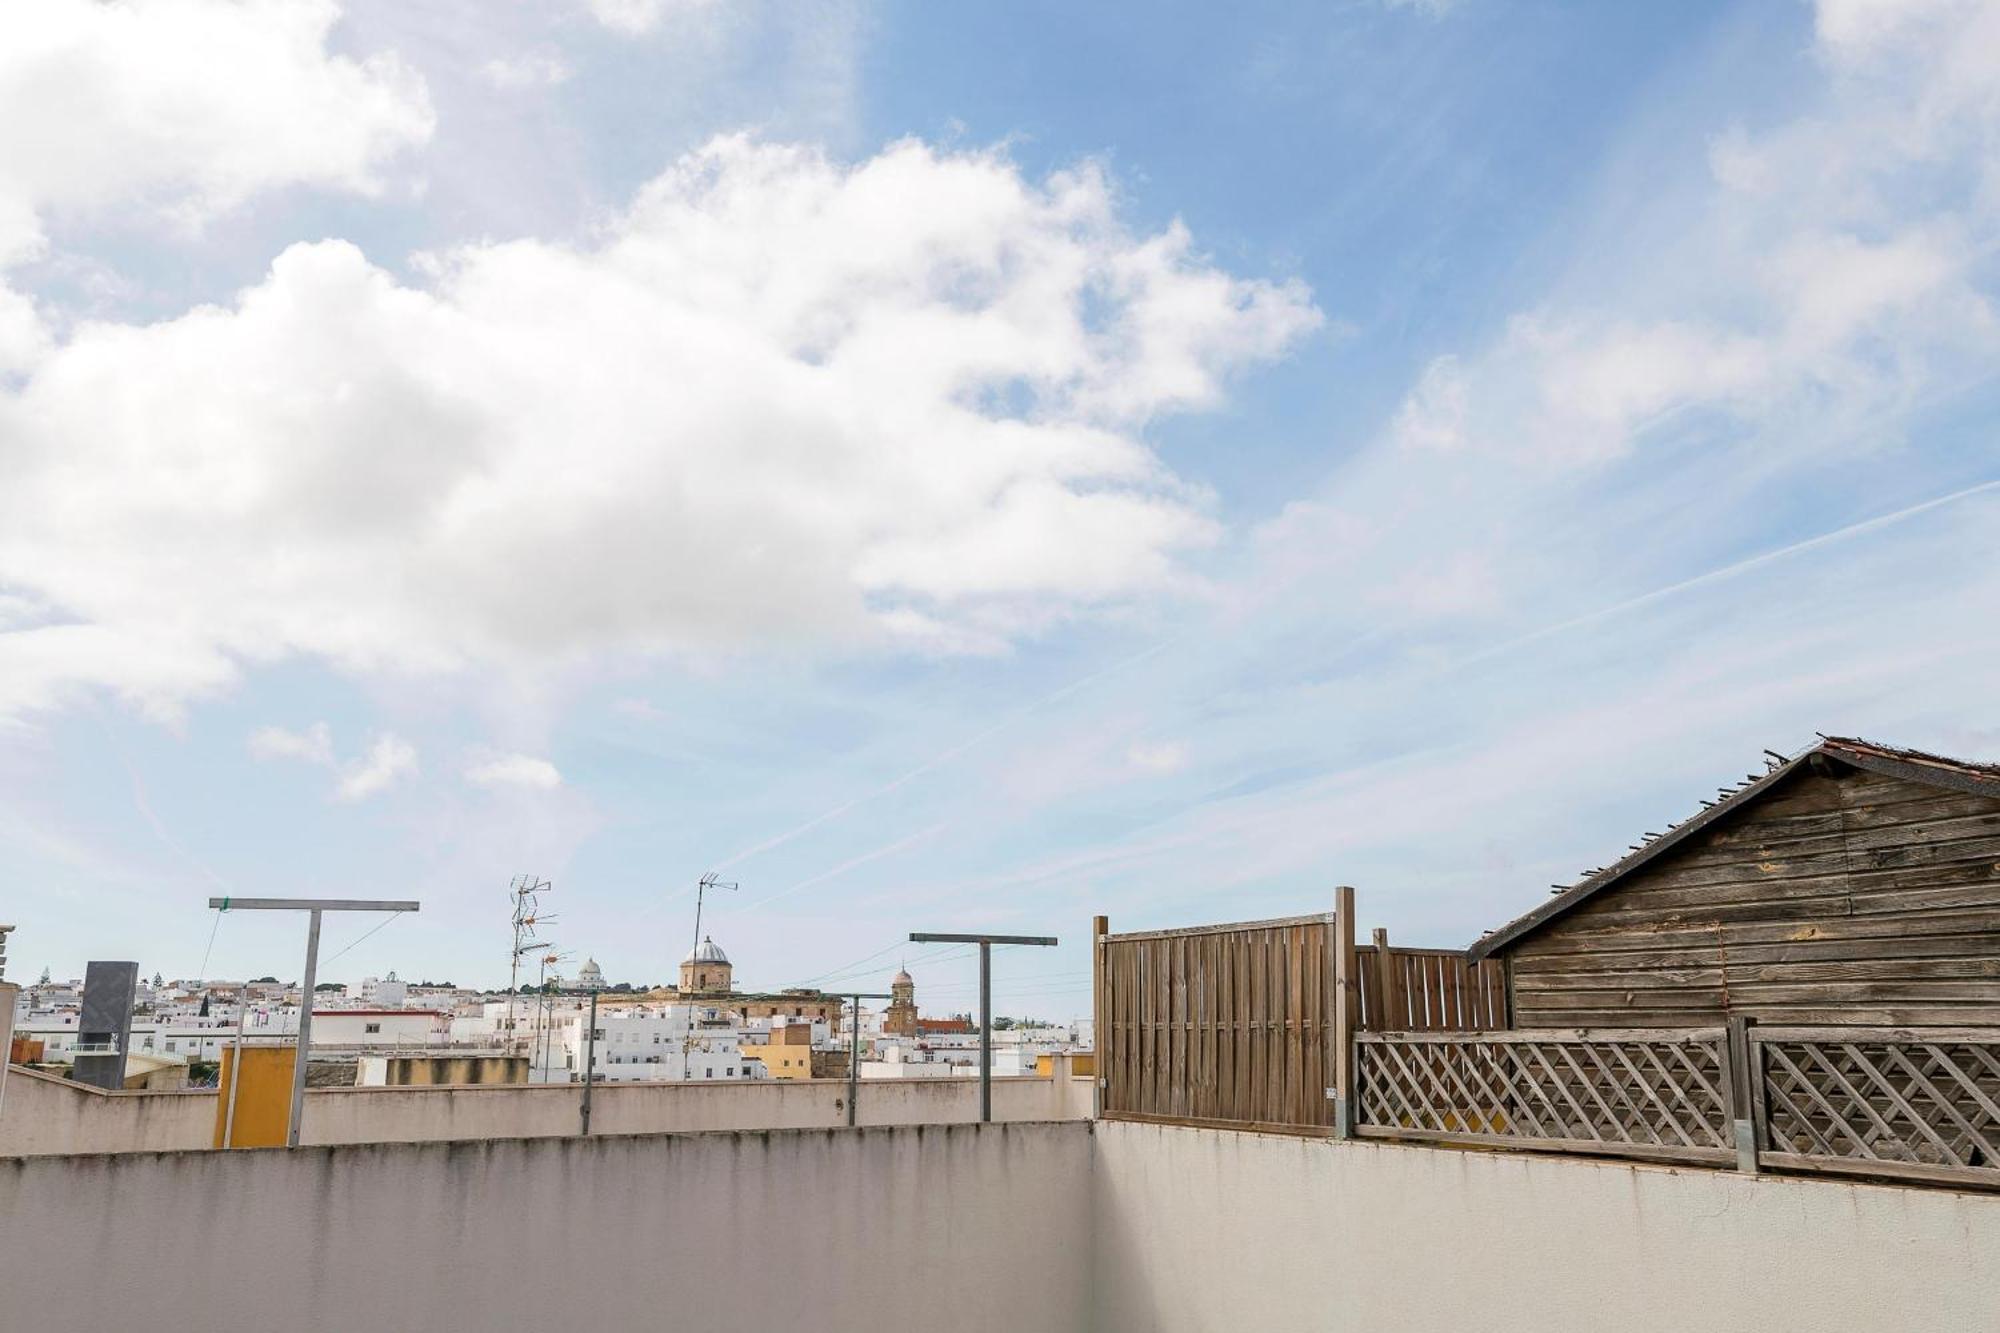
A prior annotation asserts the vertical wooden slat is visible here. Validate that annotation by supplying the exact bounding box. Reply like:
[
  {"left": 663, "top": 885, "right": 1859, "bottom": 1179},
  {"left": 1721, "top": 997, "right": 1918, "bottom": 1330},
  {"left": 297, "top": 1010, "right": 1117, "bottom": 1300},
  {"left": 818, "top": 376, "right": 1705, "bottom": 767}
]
[
  {"left": 1372, "top": 928, "right": 1400, "bottom": 1032},
  {"left": 1093, "top": 915, "right": 1108, "bottom": 1117},
  {"left": 1235, "top": 930, "right": 1251, "bottom": 1120},
  {"left": 1333, "top": 885, "right": 1358, "bottom": 1138}
]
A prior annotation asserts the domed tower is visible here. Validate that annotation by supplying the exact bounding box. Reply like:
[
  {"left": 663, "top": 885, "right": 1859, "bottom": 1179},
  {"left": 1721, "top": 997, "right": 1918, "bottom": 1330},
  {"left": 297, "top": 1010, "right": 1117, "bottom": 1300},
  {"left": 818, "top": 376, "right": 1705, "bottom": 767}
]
[
  {"left": 577, "top": 958, "right": 605, "bottom": 991},
  {"left": 679, "top": 936, "right": 732, "bottom": 995},
  {"left": 884, "top": 967, "right": 917, "bottom": 1037}
]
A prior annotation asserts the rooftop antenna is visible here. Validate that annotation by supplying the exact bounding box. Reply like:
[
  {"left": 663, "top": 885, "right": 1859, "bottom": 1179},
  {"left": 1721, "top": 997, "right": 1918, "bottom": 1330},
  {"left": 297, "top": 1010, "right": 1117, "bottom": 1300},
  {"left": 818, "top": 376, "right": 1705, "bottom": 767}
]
[
  {"left": 506, "top": 876, "right": 554, "bottom": 1055},
  {"left": 681, "top": 871, "right": 738, "bottom": 1080},
  {"left": 691, "top": 871, "right": 737, "bottom": 960},
  {"left": 533, "top": 946, "right": 573, "bottom": 1078}
]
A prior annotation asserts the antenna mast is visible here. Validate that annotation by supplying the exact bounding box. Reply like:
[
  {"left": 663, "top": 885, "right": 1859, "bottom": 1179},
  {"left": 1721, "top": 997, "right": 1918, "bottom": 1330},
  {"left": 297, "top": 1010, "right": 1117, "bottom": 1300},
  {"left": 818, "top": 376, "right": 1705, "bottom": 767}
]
[
  {"left": 506, "top": 876, "right": 554, "bottom": 1056},
  {"left": 682, "top": 871, "right": 737, "bottom": 1080},
  {"left": 691, "top": 871, "right": 737, "bottom": 960}
]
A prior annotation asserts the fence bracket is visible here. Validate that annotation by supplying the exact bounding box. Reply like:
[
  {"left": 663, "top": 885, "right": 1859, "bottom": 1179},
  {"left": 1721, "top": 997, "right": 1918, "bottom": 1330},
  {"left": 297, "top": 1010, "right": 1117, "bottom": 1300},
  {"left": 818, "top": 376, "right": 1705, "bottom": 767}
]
[{"left": 1733, "top": 1119, "right": 1760, "bottom": 1176}]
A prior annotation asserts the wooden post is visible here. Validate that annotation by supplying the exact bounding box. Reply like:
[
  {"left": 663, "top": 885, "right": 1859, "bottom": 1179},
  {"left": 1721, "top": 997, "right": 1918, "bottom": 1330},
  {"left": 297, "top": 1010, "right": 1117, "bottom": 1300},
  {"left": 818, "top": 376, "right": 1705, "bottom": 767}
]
[
  {"left": 1092, "top": 914, "right": 1109, "bottom": 1120},
  {"left": 1332, "top": 886, "right": 1357, "bottom": 1139},
  {"left": 1727, "top": 1015, "right": 1760, "bottom": 1175},
  {"left": 1371, "top": 927, "right": 1401, "bottom": 1034}
]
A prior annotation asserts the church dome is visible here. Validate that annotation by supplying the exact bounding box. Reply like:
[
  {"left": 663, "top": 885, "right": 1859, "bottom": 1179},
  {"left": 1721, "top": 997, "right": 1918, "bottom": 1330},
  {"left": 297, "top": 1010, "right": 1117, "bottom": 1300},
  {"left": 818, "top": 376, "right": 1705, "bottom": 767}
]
[
  {"left": 578, "top": 958, "right": 605, "bottom": 987},
  {"left": 684, "top": 936, "right": 729, "bottom": 965},
  {"left": 893, "top": 969, "right": 913, "bottom": 985}
]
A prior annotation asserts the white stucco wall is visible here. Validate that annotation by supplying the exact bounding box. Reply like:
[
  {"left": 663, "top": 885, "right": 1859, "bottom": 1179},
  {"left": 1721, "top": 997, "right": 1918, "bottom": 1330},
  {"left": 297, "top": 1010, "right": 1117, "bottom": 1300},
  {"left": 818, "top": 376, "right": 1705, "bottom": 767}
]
[
  {"left": 0, "top": 1057, "right": 1094, "bottom": 1155},
  {"left": 1091, "top": 1120, "right": 2000, "bottom": 1333},
  {"left": 0, "top": 1122, "right": 1094, "bottom": 1332}
]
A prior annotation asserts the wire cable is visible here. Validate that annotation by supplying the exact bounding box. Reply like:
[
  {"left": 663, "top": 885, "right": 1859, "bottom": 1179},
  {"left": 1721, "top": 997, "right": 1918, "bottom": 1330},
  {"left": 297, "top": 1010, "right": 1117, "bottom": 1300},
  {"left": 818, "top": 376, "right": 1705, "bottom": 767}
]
[
  {"left": 322, "top": 912, "right": 405, "bottom": 967},
  {"left": 195, "top": 908, "right": 224, "bottom": 981}
]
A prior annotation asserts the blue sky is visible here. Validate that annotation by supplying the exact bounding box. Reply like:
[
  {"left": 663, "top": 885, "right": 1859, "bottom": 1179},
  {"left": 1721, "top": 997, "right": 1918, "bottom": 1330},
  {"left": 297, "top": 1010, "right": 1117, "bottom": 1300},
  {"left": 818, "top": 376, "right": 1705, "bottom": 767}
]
[{"left": 3, "top": 0, "right": 1998, "bottom": 1019}]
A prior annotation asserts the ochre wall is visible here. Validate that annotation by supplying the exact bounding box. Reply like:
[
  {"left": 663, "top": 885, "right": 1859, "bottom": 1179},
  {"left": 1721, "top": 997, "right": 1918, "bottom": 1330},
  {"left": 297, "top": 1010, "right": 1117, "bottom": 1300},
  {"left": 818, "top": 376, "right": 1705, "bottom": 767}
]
[{"left": 212, "top": 1046, "right": 295, "bottom": 1148}]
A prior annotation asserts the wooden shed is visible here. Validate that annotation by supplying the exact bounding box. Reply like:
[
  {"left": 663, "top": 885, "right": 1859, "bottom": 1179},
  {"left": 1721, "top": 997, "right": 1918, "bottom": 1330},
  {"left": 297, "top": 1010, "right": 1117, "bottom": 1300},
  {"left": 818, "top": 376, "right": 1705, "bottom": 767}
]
[{"left": 1467, "top": 736, "right": 2000, "bottom": 1028}]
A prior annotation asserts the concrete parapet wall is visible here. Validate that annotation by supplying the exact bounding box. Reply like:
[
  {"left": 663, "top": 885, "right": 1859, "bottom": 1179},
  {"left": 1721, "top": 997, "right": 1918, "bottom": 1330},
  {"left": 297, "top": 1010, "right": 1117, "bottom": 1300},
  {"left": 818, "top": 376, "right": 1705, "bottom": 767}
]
[
  {"left": 0, "top": 1064, "right": 214, "bottom": 1156},
  {"left": 0, "top": 1122, "right": 1094, "bottom": 1333},
  {"left": 1091, "top": 1119, "right": 2000, "bottom": 1333},
  {"left": 0, "top": 1056, "right": 1093, "bottom": 1155}
]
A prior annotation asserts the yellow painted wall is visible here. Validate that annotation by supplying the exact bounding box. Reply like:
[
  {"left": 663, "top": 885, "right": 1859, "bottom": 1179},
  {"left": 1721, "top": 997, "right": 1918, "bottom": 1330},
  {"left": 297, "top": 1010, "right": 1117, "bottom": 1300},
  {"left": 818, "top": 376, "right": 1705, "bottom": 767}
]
[
  {"left": 743, "top": 1046, "right": 814, "bottom": 1080},
  {"left": 213, "top": 1046, "right": 295, "bottom": 1148}
]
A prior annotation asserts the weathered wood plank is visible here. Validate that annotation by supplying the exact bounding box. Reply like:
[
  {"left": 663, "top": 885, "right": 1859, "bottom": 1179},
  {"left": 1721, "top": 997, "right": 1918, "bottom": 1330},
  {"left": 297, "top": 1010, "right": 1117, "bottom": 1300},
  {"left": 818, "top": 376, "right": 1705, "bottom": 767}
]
[
  {"left": 1515, "top": 1003, "right": 2000, "bottom": 1027},
  {"left": 1513, "top": 923, "right": 2000, "bottom": 971}
]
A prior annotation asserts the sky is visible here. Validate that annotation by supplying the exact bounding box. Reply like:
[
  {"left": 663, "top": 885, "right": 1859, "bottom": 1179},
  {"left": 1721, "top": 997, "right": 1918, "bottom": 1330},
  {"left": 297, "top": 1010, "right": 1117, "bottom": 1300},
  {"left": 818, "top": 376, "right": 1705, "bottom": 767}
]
[{"left": 3, "top": 0, "right": 1999, "bottom": 1021}]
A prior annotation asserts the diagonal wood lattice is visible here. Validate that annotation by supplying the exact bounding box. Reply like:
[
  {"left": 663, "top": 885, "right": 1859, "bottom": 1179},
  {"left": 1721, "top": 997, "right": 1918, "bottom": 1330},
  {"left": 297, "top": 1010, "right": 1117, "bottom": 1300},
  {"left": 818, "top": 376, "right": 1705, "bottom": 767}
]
[
  {"left": 1756, "top": 1027, "right": 2000, "bottom": 1180},
  {"left": 1355, "top": 1029, "right": 1735, "bottom": 1163}
]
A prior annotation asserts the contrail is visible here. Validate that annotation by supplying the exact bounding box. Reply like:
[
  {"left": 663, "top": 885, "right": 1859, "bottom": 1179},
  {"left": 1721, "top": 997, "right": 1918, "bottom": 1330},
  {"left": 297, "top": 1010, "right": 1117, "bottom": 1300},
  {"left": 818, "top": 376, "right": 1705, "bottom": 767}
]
[
  {"left": 1452, "top": 475, "right": 2000, "bottom": 671},
  {"left": 707, "top": 633, "right": 1181, "bottom": 874},
  {"left": 733, "top": 822, "right": 949, "bottom": 916}
]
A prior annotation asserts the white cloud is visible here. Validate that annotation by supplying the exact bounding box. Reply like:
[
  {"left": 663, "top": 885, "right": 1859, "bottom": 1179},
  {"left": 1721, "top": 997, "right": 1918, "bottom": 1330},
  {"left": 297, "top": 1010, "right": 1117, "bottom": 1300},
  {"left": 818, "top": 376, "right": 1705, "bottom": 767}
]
[
  {"left": 479, "top": 53, "right": 572, "bottom": 90},
  {"left": 0, "top": 0, "right": 433, "bottom": 267},
  {"left": 336, "top": 733, "right": 418, "bottom": 801},
  {"left": 0, "top": 135, "right": 1318, "bottom": 720},
  {"left": 248, "top": 722, "right": 335, "bottom": 766},
  {"left": 1388, "top": 0, "right": 2000, "bottom": 465},
  {"left": 585, "top": 0, "right": 721, "bottom": 36},
  {"left": 465, "top": 752, "right": 563, "bottom": 790},
  {"left": 247, "top": 721, "right": 416, "bottom": 801}
]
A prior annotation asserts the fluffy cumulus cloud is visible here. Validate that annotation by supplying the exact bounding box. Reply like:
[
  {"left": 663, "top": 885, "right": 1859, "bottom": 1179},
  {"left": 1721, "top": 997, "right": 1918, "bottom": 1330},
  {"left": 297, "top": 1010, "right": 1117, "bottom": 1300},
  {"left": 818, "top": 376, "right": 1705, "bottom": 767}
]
[
  {"left": 336, "top": 733, "right": 419, "bottom": 802},
  {"left": 1392, "top": 0, "right": 2000, "bottom": 464},
  {"left": 0, "top": 0, "right": 432, "bottom": 267},
  {"left": 246, "top": 722, "right": 417, "bottom": 801},
  {"left": 0, "top": 134, "right": 1317, "bottom": 718},
  {"left": 464, "top": 753, "right": 564, "bottom": 790}
]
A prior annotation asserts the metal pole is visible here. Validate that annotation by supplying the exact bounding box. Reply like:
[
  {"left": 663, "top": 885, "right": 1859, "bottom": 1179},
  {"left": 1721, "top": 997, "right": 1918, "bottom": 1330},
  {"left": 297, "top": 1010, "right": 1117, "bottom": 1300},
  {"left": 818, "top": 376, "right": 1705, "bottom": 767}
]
[
  {"left": 223, "top": 995, "right": 248, "bottom": 1149},
  {"left": 580, "top": 988, "right": 598, "bottom": 1136},
  {"left": 847, "top": 995, "right": 861, "bottom": 1127},
  {"left": 908, "top": 932, "right": 1056, "bottom": 1126},
  {"left": 980, "top": 940, "right": 992, "bottom": 1124},
  {"left": 287, "top": 909, "right": 321, "bottom": 1149}
]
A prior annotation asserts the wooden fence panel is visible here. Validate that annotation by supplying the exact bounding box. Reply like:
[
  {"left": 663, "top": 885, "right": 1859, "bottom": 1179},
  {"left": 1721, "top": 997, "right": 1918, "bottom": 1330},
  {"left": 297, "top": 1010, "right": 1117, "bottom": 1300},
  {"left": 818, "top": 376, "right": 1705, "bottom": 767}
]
[
  {"left": 1354, "top": 1028, "right": 1735, "bottom": 1165},
  {"left": 1357, "top": 940, "right": 1508, "bottom": 1032},
  {"left": 1100, "top": 914, "right": 1335, "bottom": 1133},
  {"left": 1753, "top": 1025, "right": 2000, "bottom": 1190}
]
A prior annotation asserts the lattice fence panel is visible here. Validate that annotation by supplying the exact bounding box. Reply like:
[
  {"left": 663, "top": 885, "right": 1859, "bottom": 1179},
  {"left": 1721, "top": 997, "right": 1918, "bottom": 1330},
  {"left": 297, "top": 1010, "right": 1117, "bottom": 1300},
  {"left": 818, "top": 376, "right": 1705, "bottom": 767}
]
[
  {"left": 1356, "top": 1029, "right": 1734, "bottom": 1163},
  {"left": 1756, "top": 1028, "right": 2000, "bottom": 1185}
]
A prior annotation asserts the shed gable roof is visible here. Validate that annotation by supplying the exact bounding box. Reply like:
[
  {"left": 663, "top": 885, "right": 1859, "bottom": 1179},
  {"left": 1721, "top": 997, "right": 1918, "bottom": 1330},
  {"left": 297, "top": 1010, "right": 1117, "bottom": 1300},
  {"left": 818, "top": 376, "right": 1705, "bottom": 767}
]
[{"left": 1465, "top": 736, "right": 2000, "bottom": 962}]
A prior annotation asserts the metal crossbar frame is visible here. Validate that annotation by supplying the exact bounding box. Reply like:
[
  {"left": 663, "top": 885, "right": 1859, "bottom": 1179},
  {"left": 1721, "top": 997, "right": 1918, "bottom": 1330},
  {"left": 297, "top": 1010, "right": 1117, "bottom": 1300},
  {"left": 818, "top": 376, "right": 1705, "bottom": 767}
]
[{"left": 1355, "top": 1028, "right": 1735, "bottom": 1166}]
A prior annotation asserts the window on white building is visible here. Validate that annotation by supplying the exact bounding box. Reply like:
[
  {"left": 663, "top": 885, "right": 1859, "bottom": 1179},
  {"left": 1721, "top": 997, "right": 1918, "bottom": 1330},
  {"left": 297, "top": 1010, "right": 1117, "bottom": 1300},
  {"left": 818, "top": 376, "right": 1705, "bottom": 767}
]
[{"left": 364, "top": 1023, "right": 381, "bottom": 1034}]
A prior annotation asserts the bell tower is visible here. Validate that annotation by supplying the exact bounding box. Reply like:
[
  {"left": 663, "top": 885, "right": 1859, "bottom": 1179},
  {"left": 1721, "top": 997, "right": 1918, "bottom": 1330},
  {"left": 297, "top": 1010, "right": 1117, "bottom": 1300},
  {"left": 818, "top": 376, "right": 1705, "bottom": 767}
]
[{"left": 884, "top": 967, "right": 917, "bottom": 1037}]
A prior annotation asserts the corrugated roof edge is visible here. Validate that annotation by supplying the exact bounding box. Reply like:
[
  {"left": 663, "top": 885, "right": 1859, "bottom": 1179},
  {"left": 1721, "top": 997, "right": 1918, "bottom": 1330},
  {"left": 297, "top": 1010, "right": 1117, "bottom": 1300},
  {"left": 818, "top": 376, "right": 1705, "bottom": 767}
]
[{"left": 1465, "top": 735, "right": 2000, "bottom": 962}]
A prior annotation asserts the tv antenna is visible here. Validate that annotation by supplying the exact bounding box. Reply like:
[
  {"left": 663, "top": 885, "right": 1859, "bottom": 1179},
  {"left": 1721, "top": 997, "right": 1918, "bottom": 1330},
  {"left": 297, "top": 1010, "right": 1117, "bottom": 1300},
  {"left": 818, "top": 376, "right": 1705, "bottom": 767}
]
[
  {"left": 506, "top": 875, "right": 554, "bottom": 1053},
  {"left": 681, "top": 872, "right": 737, "bottom": 1081},
  {"left": 690, "top": 871, "right": 737, "bottom": 960}
]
